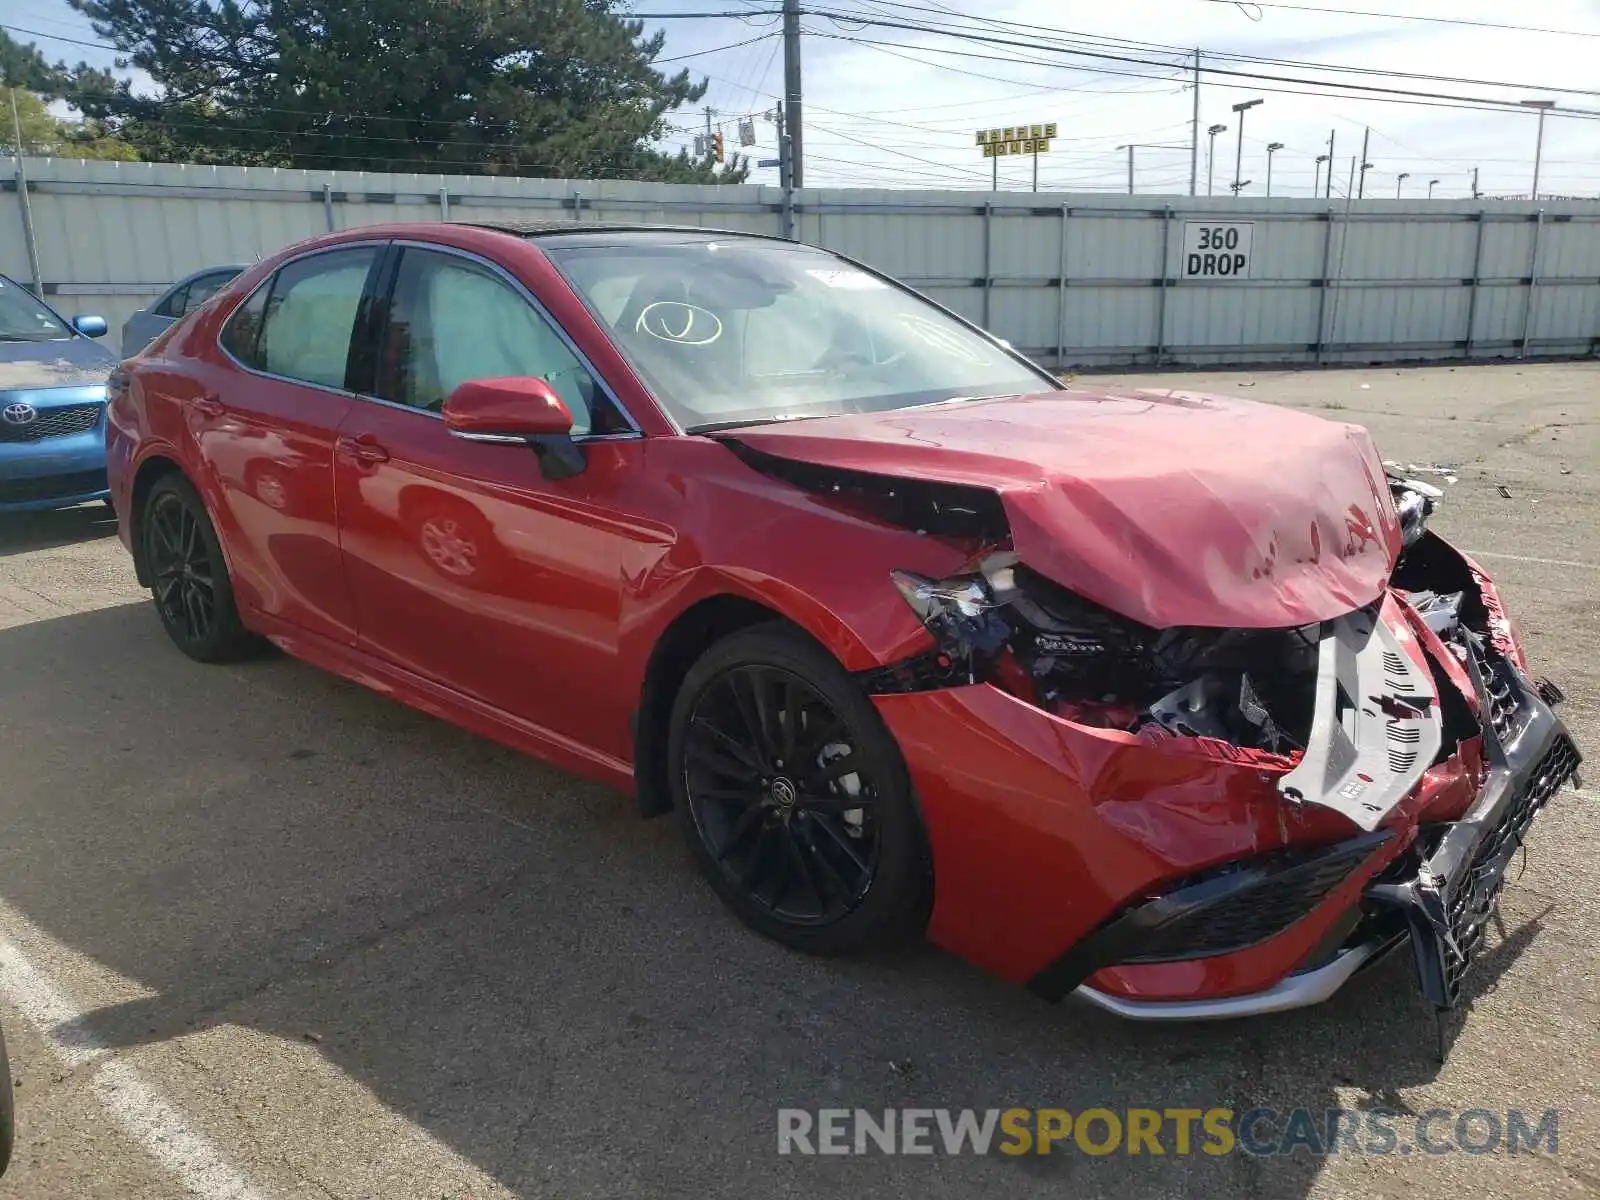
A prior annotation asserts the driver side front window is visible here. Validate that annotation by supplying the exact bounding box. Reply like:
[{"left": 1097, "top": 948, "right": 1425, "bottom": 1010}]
[{"left": 375, "top": 249, "right": 619, "bottom": 435}]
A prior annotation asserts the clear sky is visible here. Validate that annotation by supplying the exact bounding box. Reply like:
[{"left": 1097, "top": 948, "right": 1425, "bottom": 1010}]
[{"left": 8, "top": 0, "right": 1600, "bottom": 197}]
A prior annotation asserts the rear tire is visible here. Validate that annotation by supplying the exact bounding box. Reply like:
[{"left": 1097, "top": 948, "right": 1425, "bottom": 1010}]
[
  {"left": 141, "top": 474, "right": 260, "bottom": 662},
  {"left": 668, "top": 623, "right": 930, "bottom": 954}
]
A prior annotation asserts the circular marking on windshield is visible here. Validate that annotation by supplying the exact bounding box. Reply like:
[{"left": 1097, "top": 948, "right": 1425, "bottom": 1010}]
[
  {"left": 895, "top": 314, "right": 993, "bottom": 365},
  {"left": 637, "top": 301, "right": 724, "bottom": 346}
]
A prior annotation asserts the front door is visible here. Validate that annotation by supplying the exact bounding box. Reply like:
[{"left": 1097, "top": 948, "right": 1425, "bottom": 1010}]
[{"left": 332, "top": 244, "right": 654, "bottom": 757}]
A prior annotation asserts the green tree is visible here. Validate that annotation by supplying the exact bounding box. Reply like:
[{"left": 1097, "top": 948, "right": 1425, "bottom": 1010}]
[
  {"left": 60, "top": 0, "right": 744, "bottom": 181},
  {"left": 1, "top": 85, "right": 141, "bottom": 160}
]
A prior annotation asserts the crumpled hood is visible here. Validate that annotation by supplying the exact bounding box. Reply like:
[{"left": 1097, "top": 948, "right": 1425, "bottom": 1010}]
[
  {"left": 726, "top": 387, "right": 1402, "bottom": 629},
  {"left": 0, "top": 337, "right": 116, "bottom": 393}
]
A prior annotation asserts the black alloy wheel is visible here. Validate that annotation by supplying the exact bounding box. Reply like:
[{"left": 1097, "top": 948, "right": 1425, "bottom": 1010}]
[
  {"left": 686, "top": 664, "right": 881, "bottom": 925},
  {"left": 669, "top": 624, "right": 929, "bottom": 954},
  {"left": 148, "top": 488, "right": 217, "bottom": 644},
  {"left": 142, "top": 475, "right": 259, "bottom": 663}
]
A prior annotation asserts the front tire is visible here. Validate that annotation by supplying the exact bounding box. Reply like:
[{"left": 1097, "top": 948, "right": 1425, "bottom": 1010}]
[
  {"left": 668, "top": 623, "right": 929, "bottom": 954},
  {"left": 142, "top": 474, "right": 259, "bottom": 662}
]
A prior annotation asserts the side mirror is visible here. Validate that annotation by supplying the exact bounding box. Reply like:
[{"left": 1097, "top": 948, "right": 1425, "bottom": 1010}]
[
  {"left": 442, "top": 376, "right": 584, "bottom": 479},
  {"left": 72, "top": 314, "right": 109, "bottom": 338}
]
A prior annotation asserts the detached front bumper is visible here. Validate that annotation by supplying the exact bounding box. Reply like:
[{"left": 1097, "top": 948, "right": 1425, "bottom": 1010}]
[{"left": 873, "top": 598, "right": 1579, "bottom": 1020}]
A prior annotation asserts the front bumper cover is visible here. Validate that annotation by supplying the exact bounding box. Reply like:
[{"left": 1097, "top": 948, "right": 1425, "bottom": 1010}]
[{"left": 1366, "top": 640, "right": 1581, "bottom": 1009}]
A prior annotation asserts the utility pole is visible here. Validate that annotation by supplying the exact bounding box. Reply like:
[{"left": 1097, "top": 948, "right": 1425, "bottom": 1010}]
[
  {"left": 1521, "top": 99, "right": 1555, "bottom": 200},
  {"left": 1396, "top": 172, "right": 1409, "bottom": 198},
  {"left": 1347, "top": 155, "right": 1356, "bottom": 199},
  {"left": 1357, "top": 126, "right": 1371, "bottom": 198},
  {"left": 1265, "top": 142, "right": 1283, "bottom": 196},
  {"left": 1231, "top": 98, "right": 1262, "bottom": 197},
  {"left": 1189, "top": 49, "right": 1201, "bottom": 196},
  {"left": 8, "top": 89, "right": 43, "bottom": 296},
  {"left": 1206, "top": 123, "right": 1226, "bottom": 196},
  {"left": 1120, "top": 144, "right": 1135, "bottom": 194},
  {"left": 774, "top": 102, "right": 794, "bottom": 240},
  {"left": 1314, "top": 154, "right": 1329, "bottom": 198},
  {"left": 1325, "top": 129, "right": 1335, "bottom": 198},
  {"left": 1471, "top": 166, "right": 1481, "bottom": 199},
  {"left": 782, "top": 0, "right": 804, "bottom": 188}
]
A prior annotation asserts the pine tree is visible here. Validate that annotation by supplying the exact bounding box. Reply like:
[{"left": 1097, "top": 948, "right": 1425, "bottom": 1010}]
[{"left": 60, "top": 0, "right": 745, "bottom": 180}]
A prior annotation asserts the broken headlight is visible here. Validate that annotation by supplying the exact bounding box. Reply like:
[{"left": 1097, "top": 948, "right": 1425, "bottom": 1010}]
[
  {"left": 1389, "top": 473, "right": 1443, "bottom": 549},
  {"left": 886, "top": 555, "right": 1319, "bottom": 755},
  {"left": 889, "top": 564, "right": 1011, "bottom": 681}
]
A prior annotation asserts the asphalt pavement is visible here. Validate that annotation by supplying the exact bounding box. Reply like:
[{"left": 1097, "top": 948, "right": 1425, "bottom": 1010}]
[{"left": 0, "top": 361, "right": 1595, "bottom": 1199}]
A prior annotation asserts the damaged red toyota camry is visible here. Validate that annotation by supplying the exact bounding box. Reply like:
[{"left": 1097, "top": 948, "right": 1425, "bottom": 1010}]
[{"left": 107, "top": 222, "right": 1581, "bottom": 1019}]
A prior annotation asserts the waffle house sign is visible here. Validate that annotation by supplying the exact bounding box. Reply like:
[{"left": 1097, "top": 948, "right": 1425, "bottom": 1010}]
[{"left": 977, "top": 124, "right": 1057, "bottom": 157}]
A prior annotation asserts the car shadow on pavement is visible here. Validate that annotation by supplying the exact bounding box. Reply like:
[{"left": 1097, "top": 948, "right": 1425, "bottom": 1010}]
[
  {"left": 0, "top": 504, "right": 118, "bottom": 558},
  {"left": 0, "top": 603, "right": 1553, "bottom": 1199}
]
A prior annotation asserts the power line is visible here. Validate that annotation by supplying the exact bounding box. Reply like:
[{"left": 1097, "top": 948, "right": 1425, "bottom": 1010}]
[
  {"left": 798, "top": 8, "right": 1600, "bottom": 113},
  {"left": 1200, "top": 0, "right": 1600, "bottom": 40},
  {"left": 807, "top": 27, "right": 1600, "bottom": 122}
]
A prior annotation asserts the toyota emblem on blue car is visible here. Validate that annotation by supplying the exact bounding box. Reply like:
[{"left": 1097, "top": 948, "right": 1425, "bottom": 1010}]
[{"left": 1, "top": 402, "right": 37, "bottom": 425}]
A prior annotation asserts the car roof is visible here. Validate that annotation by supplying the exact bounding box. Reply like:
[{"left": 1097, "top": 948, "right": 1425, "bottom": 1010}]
[{"left": 457, "top": 221, "right": 795, "bottom": 250}]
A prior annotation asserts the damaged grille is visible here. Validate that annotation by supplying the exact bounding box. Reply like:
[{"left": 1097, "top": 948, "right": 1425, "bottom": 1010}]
[
  {"left": 1435, "top": 735, "right": 1580, "bottom": 1005},
  {"left": 1475, "top": 644, "right": 1522, "bottom": 746}
]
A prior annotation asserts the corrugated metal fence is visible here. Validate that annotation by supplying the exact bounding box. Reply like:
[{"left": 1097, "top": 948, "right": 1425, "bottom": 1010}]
[{"left": 6, "top": 157, "right": 1600, "bottom": 368}]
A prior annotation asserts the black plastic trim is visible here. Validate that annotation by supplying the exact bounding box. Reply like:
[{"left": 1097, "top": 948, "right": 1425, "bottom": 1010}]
[{"left": 1026, "top": 829, "right": 1393, "bottom": 1002}]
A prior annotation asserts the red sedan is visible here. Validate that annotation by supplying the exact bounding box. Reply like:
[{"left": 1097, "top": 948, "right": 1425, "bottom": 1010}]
[{"left": 107, "top": 221, "right": 1579, "bottom": 1019}]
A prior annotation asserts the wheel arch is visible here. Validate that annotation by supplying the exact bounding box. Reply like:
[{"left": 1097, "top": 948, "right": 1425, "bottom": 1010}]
[
  {"left": 631, "top": 563, "right": 930, "bottom": 818},
  {"left": 128, "top": 453, "right": 187, "bottom": 586},
  {"left": 634, "top": 594, "right": 790, "bottom": 818}
]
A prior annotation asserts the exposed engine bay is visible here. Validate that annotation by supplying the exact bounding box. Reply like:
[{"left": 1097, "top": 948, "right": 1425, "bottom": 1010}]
[{"left": 871, "top": 470, "right": 1484, "bottom": 802}]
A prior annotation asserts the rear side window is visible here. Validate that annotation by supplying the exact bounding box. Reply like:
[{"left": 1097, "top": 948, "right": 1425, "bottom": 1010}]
[
  {"left": 220, "top": 282, "right": 270, "bottom": 368},
  {"left": 186, "top": 270, "right": 239, "bottom": 313},
  {"left": 221, "top": 248, "right": 378, "bottom": 388},
  {"left": 153, "top": 283, "right": 191, "bottom": 319}
]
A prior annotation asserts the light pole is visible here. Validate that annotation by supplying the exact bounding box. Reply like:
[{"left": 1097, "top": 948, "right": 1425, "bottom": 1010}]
[
  {"left": 1231, "top": 98, "right": 1262, "bottom": 197},
  {"left": 1314, "top": 153, "right": 1329, "bottom": 197},
  {"left": 1206, "top": 123, "right": 1227, "bottom": 196},
  {"left": 1428, "top": 178, "right": 1440, "bottom": 199},
  {"left": 1396, "top": 172, "right": 1410, "bottom": 198},
  {"left": 1265, "top": 142, "right": 1284, "bottom": 196},
  {"left": 1521, "top": 99, "right": 1556, "bottom": 199}
]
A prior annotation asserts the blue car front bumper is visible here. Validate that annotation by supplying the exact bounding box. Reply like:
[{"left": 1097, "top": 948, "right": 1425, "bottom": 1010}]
[{"left": 0, "top": 383, "right": 110, "bottom": 513}]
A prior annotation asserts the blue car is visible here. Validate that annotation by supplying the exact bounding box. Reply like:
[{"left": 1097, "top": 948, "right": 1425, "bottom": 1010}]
[{"left": 0, "top": 274, "right": 118, "bottom": 513}]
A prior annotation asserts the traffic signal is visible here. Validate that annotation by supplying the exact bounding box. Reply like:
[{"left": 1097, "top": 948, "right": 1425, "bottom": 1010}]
[{"left": 713, "top": 131, "right": 725, "bottom": 163}]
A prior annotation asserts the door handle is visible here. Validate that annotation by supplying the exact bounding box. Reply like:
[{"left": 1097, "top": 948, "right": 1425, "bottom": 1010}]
[
  {"left": 193, "top": 395, "right": 225, "bottom": 418},
  {"left": 337, "top": 434, "right": 390, "bottom": 464}
]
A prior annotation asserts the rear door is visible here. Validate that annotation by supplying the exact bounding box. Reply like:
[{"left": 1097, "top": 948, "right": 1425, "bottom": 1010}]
[
  {"left": 194, "top": 244, "right": 384, "bottom": 645},
  {"left": 332, "top": 241, "right": 649, "bottom": 753}
]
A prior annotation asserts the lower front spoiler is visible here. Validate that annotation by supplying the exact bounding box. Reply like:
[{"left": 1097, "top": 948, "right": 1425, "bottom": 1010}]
[{"left": 1073, "top": 933, "right": 1406, "bottom": 1021}]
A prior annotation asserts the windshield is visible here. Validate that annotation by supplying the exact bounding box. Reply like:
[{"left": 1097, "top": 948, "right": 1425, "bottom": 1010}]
[
  {"left": 0, "top": 276, "right": 71, "bottom": 342},
  {"left": 543, "top": 238, "right": 1055, "bottom": 431}
]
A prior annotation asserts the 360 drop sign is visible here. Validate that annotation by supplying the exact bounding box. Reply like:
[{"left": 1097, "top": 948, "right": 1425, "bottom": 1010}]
[{"left": 1181, "top": 221, "right": 1254, "bottom": 279}]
